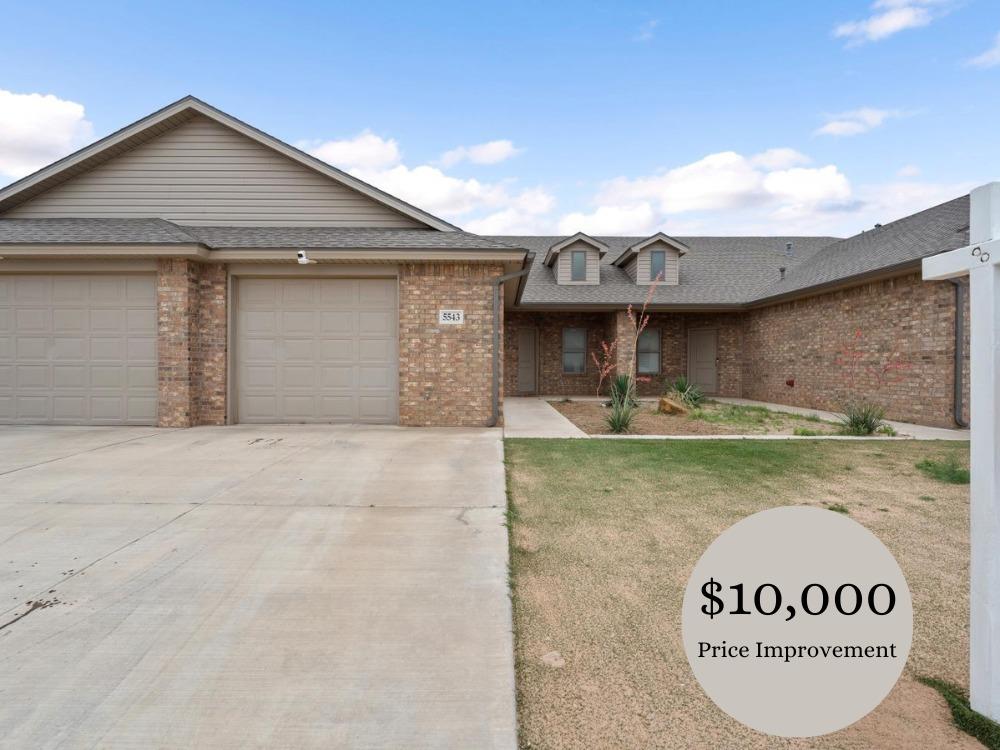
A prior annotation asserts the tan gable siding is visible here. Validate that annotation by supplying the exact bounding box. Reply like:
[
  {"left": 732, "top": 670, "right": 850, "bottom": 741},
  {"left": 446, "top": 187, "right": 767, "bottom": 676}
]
[
  {"left": 5, "top": 115, "right": 424, "bottom": 227},
  {"left": 637, "top": 242, "right": 680, "bottom": 285},
  {"left": 555, "top": 241, "right": 600, "bottom": 285}
]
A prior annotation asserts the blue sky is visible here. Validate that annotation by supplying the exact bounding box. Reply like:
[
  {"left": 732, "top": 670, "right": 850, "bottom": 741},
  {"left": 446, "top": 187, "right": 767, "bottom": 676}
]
[{"left": 1, "top": 0, "right": 999, "bottom": 236}]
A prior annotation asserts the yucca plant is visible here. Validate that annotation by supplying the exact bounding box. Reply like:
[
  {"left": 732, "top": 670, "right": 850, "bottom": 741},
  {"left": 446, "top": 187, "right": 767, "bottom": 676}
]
[
  {"left": 667, "top": 376, "right": 704, "bottom": 408},
  {"left": 605, "top": 400, "right": 636, "bottom": 434},
  {"left": 609, "top": 373, "right": 637, "bottom": 408},
  {"left": 838, "top": 401, "right": 886, "bottom": 436}
]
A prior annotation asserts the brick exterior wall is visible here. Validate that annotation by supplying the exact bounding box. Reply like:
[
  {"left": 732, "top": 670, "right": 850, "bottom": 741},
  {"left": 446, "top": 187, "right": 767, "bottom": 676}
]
[
  {"left": 503, "top": 310, "right": 742, "bottom": 397},
  {"left": 398, "top": 262, "right": 503, "bottom": 426},
  {"left": 504, "top": 311, "right": 614, "bottom": 396},
  {"left": 742, "top": 273, "right": 969, "bottom": 428},
  {"left": 156, "top": 259, "right": 228, "bottom": 427}
]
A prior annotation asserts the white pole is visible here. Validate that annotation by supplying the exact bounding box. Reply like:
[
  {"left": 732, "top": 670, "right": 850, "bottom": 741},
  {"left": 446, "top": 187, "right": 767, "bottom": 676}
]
[{"left": 968, "top": 183, "right": 1000, "bottom": 720}]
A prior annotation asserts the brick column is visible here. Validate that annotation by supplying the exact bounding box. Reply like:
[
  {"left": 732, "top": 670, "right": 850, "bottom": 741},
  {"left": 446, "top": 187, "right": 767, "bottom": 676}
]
[
  {"left": 398, "top": 262, "right": 502, "bottom": 426},
  {"left": 156, "top": 259, "right": 228, "bottom": 427},
  {"left": 613, "top": 309, "right": 636, "bottom": 378}
]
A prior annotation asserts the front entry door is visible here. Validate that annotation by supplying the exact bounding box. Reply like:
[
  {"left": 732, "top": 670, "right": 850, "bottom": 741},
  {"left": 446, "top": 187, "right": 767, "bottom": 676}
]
[
  {"left": 688, "top": 329, "right": 718, "bottom": 394},
  {"left": 516, "top": 328, "right": 537, "bottom": 394}
]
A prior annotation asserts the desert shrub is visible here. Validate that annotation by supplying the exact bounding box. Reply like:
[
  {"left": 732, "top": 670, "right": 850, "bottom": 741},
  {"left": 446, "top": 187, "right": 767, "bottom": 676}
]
[
  {"left": 838, "top": 402, "right": 886, "bottom": 436},
  {"left": 605, "top": 401, "right": 636, "bottom": 434},
  {"left": 609, "top": 373, "right": 637, "bottom": 408},
  {"left": 666, "top": 376, "right": 704, "bottom": 408}
]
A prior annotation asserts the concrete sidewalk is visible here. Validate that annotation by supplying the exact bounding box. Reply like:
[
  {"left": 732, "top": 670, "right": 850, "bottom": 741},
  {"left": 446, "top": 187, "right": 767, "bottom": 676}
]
[
  {"left": 504, "top": 397, "right": 587, "bottom": 438},
  {"left": 0, "top": 425, "right": 516, "bottom": 749}
]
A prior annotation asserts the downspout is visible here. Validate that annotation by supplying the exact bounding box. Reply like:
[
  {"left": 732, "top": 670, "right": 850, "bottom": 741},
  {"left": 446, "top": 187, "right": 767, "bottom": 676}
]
[
  {"left": 950, "top": 278, "right": 970, "bottom": 428},
  {"left": 488, "top": 252, "right": 536, "bottom": 427}
]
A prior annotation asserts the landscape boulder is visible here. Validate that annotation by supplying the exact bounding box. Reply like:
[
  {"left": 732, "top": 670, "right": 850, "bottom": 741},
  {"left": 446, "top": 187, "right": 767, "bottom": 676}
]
[{"left": 658, "top": 396, "right": 689, "bottom": 415}]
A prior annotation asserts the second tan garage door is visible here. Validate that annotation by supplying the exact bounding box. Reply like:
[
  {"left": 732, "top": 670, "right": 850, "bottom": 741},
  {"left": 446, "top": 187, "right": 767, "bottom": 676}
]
[{"left": 236, "top": 277, "right": 398, "bottom": 424}]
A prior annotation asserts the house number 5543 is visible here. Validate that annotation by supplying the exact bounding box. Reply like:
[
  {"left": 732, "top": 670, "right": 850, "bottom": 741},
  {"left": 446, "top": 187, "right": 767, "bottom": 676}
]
[{"left": 438, "top": 309, "right": 465, "bottom": 325}]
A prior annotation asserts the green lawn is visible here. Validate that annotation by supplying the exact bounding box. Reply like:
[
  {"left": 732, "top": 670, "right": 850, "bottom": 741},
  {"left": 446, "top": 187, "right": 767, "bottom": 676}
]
[{"left": 506, "top": 438, "right": 974, "bottom": 750}]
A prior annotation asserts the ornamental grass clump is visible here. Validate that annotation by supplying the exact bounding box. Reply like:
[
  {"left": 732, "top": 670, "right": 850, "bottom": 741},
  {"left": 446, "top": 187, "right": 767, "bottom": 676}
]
[{"left": 666, "top": 375, "right": 704, "bottom": 408}]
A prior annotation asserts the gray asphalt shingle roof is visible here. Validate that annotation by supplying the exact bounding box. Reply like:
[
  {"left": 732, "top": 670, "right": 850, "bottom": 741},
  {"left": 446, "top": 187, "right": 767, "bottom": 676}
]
[
  {"left": 488, "top": 235, "right": 839, "bottom": 306},
  {"left": 490, "top": 194, "right": 970, "bottom": 307},
  {"left": 753, "top": 195, "right": 969, "bottom": 303},
  {"left": 0, "top": 219, "right": 516, "bottom": 250},
  {"left": 0, "top": 194, "right": 970, "bottom": 307}
]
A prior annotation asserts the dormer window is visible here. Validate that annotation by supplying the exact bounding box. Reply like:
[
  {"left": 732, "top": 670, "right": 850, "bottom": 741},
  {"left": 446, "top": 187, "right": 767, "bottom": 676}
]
[
  {"left": 611, "top": 232, "right": 689, "bottom": 286},
  {"left": 571, "top": 250, "right": 587, "bottom": 281},
  {"left": 544, "top": 232, "right": 609, "bottom": 285}
]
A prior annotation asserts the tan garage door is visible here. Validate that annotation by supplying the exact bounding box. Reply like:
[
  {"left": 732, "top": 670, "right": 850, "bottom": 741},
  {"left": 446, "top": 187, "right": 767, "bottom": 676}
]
[
  {"left": 0, "top": 274, "right": 157, "bottom": 425},
  {"left": 236, "top": 277, "right": 398, "bottom": 424}
]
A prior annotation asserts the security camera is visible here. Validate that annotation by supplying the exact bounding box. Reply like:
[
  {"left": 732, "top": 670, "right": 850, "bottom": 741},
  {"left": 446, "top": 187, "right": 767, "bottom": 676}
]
[{"left": 296, "top": 250, "right": 316, "bottom": 265}]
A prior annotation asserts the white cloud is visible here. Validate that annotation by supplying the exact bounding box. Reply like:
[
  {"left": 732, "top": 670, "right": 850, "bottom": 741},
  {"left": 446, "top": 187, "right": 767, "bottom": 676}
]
[
  {"left": 833, "top": 0, "right": 949, "bottom": 45},
  {"left": 897, "top": 164, "right": 921, "bottom": 178},
  {"left": 558, "top": 203, "right": 658, "bottom": 235},
  {"left": 440, "top": 139, "right": 520, "bottom": 167},
  {"left": 967, "top": 32, "right": 1000, "bottom": 68},
  {"left": 465, "top": 188, "right": 556, "bottom": 234},
  {"left": 0, "top": 90, "right": 94, "bottom": 180},
  {"left": 750, "top": 148, "right": 811, "bottom": 170},
  {"left": 634, "top": 19, "right": 660, "bottom": 42},
  {"left": 298, "top": 130, "right": 401, "bottom": 170},
  {"left": 815, "top": 108, "right": 903, "bottom": 137},
  {"left": 591, "top": 151, "right": 852, "bottom": 220}
]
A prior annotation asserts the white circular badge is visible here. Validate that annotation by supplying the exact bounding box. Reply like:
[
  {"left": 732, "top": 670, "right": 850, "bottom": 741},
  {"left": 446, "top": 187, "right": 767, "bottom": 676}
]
[{"left": 681, "top": 506, "right": 912, "bottom": 738}]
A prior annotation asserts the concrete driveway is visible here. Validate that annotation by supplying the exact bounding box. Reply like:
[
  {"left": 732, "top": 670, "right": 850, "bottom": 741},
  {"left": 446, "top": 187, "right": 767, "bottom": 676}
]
[{"left": 0, "top": 425, "right": 515, "bottom": 749}]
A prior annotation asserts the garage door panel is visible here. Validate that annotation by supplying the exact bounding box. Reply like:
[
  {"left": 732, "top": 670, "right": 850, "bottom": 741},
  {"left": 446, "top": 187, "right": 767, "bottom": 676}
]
[
  {"left": 53, "top": 366, "right": 87, "bottom": 388},
  {"left": 16, "top": 365, "right": 48, "bottom": 387},
  {"left": 321, "top": 366, "right": 354, "bottom": 388},
  {"left": 319, "top": 310, "right": 353, "bottom": 333},
  {"left": 283, "top": 339, "right": 317, "bottom": 361},
  {"left": 128, "top": 396, "right": 157, "bottom": 421},
  {"left": 17, "top": 337, "right": 48, "bottom": 359},
  {"left": 319, "top": 396, "right": 354, "bottom": 421},
  {"left": 241, "top": 310, "right": 276, "bottom": 335},
  {"left": 128, "top": 365, "right": 157, "bottom": 388},
  {"left": 52, "top": 337, "right": 87, "bottom": 360},
  {"left": 14, "top": 278, "right": 49, "bottom": 302},
  {"left": 0, "top": 274, "right": 157, "bottom": 425},
  {"left": 358, "top": 279, "right": 395, "bottom": 305},
  {"left": 237, "top": 277, "right": 397, "bottom": 424},
  {"left": 358, "top": 338, "right": 392, "bottom": 362},
  {"left": 243, "top": 338, "right": 278, "bottom": 362},
  {"left": 358, "top": 311, "right": 392, "bottom": 334},
  {"left": 16, "top": 309, "right": 49, "bottom": 330},
  {"left": 127, "top": 337, "right": 156, "bottom": 361}
]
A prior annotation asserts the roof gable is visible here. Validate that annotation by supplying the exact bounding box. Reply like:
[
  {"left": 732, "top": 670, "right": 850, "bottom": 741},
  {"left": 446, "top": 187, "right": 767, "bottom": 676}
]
[
  {"left": 612, "top": 232, "right": 689, "bottom": 267},
  {"left": 543, "top": 232, "right": 609, "bottom": 266},
  {"left": 0, "top": 96, "right": 457, "bottom": 230}
]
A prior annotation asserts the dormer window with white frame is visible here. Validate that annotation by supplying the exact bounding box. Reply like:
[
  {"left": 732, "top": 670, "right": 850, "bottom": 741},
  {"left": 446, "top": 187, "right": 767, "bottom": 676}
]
[
  {"left": 612, "top": 232, "right": 689, "bottom": 285},
  {"left": 544, "top": 232, "right": 609, "bottom": 285}
]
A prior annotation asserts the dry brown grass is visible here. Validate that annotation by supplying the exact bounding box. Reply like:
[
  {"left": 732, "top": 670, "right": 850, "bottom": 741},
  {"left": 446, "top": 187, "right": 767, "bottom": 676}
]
[
  {"left": 550, "top": 400, "right": 843, "bottom": 436},
  {"left": 506, "top": 439, "right": 975, "bottom": 749}
]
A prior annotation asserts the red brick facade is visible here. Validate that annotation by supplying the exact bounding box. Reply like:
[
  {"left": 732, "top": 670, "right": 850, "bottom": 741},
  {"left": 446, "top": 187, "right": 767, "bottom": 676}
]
[
  {"left": 150, "top": 262, "right": 966, "bottom": 430},
  {"left": 398, "top": 262, "right": 503, "bottom": 426},
  {"left": 503, "top": 274, "right": 968, "bottom": 427},
  {"left": 503, "top": 310, "right": 743, "bottom": 398},
  {"left": 742, "top": 273, "right": 969, "bottom": 428},
  {"left": 156, "top": 259, "right": 227, "bottom": 427}
]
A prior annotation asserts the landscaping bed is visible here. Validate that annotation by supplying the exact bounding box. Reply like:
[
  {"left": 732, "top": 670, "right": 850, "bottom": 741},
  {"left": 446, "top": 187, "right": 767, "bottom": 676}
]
[
  {"left": 506, "top": 439, "right": 974, "bottom": 749},
  {"left": 550, "top": 398, "right": 845, "bottom": 436}
]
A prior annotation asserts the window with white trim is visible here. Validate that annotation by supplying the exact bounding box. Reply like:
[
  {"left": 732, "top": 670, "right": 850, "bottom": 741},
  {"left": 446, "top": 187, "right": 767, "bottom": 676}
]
[
  {"left": 562, "top": 328, "right": 587, "bottom": 374},
  {"left": 637, "top": 328, "right": 661, "bottom": 374}
]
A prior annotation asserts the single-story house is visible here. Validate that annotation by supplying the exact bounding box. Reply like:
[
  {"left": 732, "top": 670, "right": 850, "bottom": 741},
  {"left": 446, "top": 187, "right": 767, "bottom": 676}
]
[{"left": 0, "top": 96, "right": 970, "bottom": 429}]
